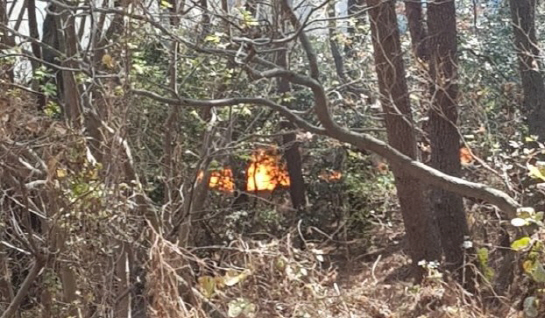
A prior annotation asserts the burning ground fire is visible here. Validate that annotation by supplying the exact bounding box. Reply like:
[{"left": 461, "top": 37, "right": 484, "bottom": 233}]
[
  {"left": 197, "top": 149, "right": 289, "bottom": 193},
  {"left": 199, "top": 148, "right": 343, "bottom": 193},
  {"left": 246, "top": 149, "right": 290, "bottom": 192}
]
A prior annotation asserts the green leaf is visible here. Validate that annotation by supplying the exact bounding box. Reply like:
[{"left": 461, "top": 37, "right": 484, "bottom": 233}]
[
  {"left": 528, "top": 163, "right": 545, "bottom": 181},
  {"left": 511, "top": 236, "right": 531, "bottom": 251},
  {"left": 197, "top": 276, "right": 216, "bottom": 298},
  {"left": 160, "top": 0, "right": 172, "bottom": 8},
  {"left": 530, "top": 261, "right": 545, "bottom": 283},
  {"left": 476, "top": 247, "right": 495, "bottom": 281},
  {"left": 477, "top": 247, "right": 489, "bottom": 264},
  {"left": 132, "top": 63, "right": 145, "bottom": 74},
  {"left": 523, "top": 296, "right": 539, "bottom": 318},
  {"left": 204, "top": 34, "right": 220, "bottom": 43}
]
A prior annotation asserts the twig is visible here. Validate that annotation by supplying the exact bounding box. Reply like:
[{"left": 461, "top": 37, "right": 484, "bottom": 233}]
[{"left": 1, "top": 256, "right": 45, "bottom": 318}]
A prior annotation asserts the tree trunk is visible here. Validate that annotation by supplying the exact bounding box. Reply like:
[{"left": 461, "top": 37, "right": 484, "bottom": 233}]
[
  {"left": 509, "top": 0, "right": 545, "bottom": 141},
  {"left": 280, "top": 120, "right": 306, "bottom": 210},
  {"left": 57, "top": 6, "right": 83, "bottom": 127},
  {"left": 0, "top": 0, "right": 14, "bottom": 83},
  {"left": 275, "top": 12, "right": 306, "bottom": 210},
  {"left": 42, "top": 5, "right": 64, "bottom": 107},
  {"left": 327, "top": 3, "right": 347, "bottom": 82},
  {"left": 27, "top": 0, "right": 47, "bottom": 110},
  {"left": 405, "top": 0, "right": 428, "bottom": 60},
  {"left": 427, "top": 0, "right": 470, "bottom": 278},
  {"left": 367, "top": 0, "right": 442, "bottom": 275}
]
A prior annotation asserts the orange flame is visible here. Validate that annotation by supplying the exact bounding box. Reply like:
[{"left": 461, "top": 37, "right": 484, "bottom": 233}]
[
  {"left": 460, "top": 147, "right": 473, "bottom": 165},
  {"left": 247, "top": 149, "right": 290, "bottom": 192},
  {"left": 197, "top": 169, "right": 235, "bottom": 193},
  {"left": 319, "top": 170, "right": 342, "bottom": 182},
  {"left": 197, "top": 148, "right": 291, "bottom": 193}
]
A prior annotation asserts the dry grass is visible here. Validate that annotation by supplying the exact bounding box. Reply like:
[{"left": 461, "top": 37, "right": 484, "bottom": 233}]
[{"left": 144, "top": 215, "right": 520, "bottom": 318}]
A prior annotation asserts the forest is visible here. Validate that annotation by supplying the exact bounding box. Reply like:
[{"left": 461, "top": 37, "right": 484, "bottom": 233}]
[{"left": 1, "top": 0, "right": 545, "bottom": 317}]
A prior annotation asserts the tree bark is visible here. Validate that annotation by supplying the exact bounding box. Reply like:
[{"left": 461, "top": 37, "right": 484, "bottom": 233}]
[
  {"left": 27, "top": 0, "right": 47, "bottom": 110},
  {"left": 509, "top": 0, "right": 545, "bottom": 141},
  {"left": 327, "top": 3, "right": 347, "bottom": 82},
  {"left": 42, "top": 5, "right": 64, "bottom": 107},
  {"left": 427, "top": 0, "right": 470, "bottom": 277},
  {"left": 57, "top": 5, "right": 82, "bottom": 127},
  {"left": 367, "top": 0, "right": 442, "bottom": 273},
  {"left": 280, "top": 120, "right": 307, "bottom": 210},
  {"left": 0, "top": 0, "right": 14, "bottom": 83},
  {"left": 276, "top": 6, "right": 306, "bottom": 211},
  {"left": 405, "top": 0, "right": 428, "bottom": 60}
]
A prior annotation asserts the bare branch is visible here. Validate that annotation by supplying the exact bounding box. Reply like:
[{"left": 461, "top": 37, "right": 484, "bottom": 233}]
[
  {"left": 0, "top": 257, "right": 45, "bottom": 318},
  {"left": 131, "top": 89, "right": 325, "bottom": 135}
]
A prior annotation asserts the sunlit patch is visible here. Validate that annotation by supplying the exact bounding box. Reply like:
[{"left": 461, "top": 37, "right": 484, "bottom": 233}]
[{"left": 246, "top": 149, "right": 290, "bottom": 192}]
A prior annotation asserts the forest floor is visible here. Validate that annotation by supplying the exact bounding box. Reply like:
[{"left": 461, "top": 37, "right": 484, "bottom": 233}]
[
  {"left": 311, "top": 215, "right": 521, "bottom": 318},
  {"left": 203, "top": 211, "right": 523, "bottom": 318}
]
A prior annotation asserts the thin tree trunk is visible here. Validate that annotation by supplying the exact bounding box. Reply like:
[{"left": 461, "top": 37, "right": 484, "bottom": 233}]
[
  {"left": 26, "top": 0, "right": 41, "bottom": 61},
  {"left": 27, "top": 0, "right": 46, "bottom": 110},
  {"left": 327, "top": 3, "right": 347, "bottom": 82},
  {"left": 367, "top": 0, "right": 442, "bottom": 276},
  {"left": 199, "top": 0, "right": 211, "bottom": 44},
  {"left": 275, "top": 2, "right": 306, "bottom": 211},
  {"left": 405, "top": 0, "right": 428, "bottom": 60},
  {"left": 51, "top": 5, "right": 81, "bottom": 311},
  {"left": 42, "top": 5, "right": 64, "bottom": 108},
  {"left": 162, "top": 12, "right": 180, "bottom": 226},
  {"left": 278, "top": 69, "right": 306, "bottom": 210},
  {"left": 509, "top": 0, "right": 545, "bottom": 141},
  {"left": 427, "top": 0, "right": 470, "bottom": 280},
  {"left": 0, "top": 0, "right": 15, "bottom": 83},
  {"left": 280, "top": 120, "right": 306, "bottom": 210},
  {"left": 12, "top": 0, "right": 27, "bottom": 33}
]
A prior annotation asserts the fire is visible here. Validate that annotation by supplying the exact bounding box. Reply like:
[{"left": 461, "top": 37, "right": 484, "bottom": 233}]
[
  {"left": 246, "top": 149, "right": 290, "bottom": 192},
  {"left": 197, "top": 169, "right": 235, "bottom": 193},
  {"left": 319, "top": 170, "right": 342, "bottom": 182},
  {"left": 460, "top": 147, "right": 474, "bottom": 165},
  {"left": 196, "top": 148, "right": 290, "bottom": 193}
]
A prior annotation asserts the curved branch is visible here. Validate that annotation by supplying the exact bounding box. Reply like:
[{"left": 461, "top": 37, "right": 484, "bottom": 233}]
[{"left": 131, "top": 89, "right": 325, "bottom": 135}]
